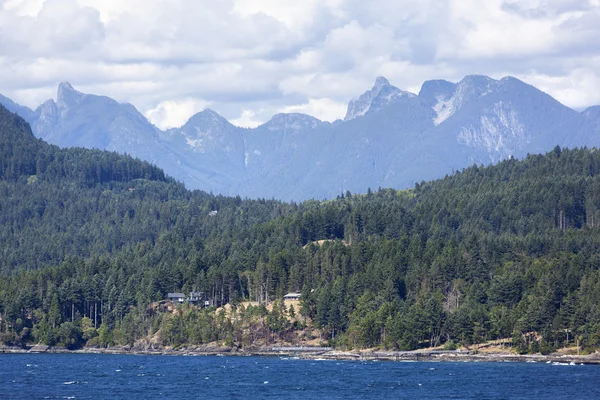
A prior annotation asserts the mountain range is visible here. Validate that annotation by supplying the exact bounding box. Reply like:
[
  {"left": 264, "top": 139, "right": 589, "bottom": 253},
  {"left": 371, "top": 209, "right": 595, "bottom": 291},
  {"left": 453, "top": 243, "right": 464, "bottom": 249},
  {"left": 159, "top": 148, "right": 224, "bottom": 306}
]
[{"left": 2, "top": 75, "right": 600, "bottom": 200}]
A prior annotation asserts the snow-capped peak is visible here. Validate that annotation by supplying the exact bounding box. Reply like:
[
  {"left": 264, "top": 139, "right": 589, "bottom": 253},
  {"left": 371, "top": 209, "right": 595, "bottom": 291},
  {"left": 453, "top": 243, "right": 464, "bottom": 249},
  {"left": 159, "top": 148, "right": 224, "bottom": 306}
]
[{"left": 344, "top": 77, "right": 415, "bottom": 121}]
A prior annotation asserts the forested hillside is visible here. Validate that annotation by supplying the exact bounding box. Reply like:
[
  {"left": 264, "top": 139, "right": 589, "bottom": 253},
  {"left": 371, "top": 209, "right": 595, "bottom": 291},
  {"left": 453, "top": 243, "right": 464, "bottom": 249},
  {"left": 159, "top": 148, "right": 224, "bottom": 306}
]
[{"left": 2, "top": 104, "right": 600, "bottom": 354}]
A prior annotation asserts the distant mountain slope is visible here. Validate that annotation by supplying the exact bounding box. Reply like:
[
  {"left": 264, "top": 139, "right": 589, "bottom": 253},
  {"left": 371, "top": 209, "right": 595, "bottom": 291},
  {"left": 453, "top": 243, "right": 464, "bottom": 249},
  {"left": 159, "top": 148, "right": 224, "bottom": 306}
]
[
  {"left": 579, "top": 106, "right": 600, "bottom": 143},
  {"left": 426, "top": 76, "right": 581, "bottom": 163},
  {"left": 160, "top": 109, "right": 247, "bottom": 194},
  {"left": 0, "top": 93, "right": 35, "bottom": 123},
  {"left": 344, "top": 76, "right": 416, "bottom": 121},
  {"left": 29, "top": 82, "right": 199, "bottom": 185},
  {"left": 1, "top": 75, "right": 599, "bottom": 200}
]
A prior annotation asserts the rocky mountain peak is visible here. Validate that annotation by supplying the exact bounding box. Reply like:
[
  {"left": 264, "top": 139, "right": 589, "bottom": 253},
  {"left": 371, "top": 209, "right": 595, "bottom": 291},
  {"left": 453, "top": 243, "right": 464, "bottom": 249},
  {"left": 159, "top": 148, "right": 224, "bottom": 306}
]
[
  {"left": 425, "top": 75, "right": 502, "bottom": 126},
  {"left": 58, "top": 81, "right": 75, "bottom": 91},
  {"left": 56, "top": 81, "right": 84, "bottom": 110},
  {"left": 418, "top": 79, "right": 456, "bottom": 108},
  {"left": 262, "top": 113, "right": 322, "bottom": 132},
  {"left": 186, "top": 109, "right": 229, "bottom": 127},
  {"left": 374, "top": 76, "right": 391, "bottom": 89},
  {"left": 2, "top": 74, "right": 600, "bottom": 201},
  {"left": 344, "top": 76, "right": 414, "bottom": 121},
  {"left": 583, "top": 105, "right": 600, "bottom": 117}
]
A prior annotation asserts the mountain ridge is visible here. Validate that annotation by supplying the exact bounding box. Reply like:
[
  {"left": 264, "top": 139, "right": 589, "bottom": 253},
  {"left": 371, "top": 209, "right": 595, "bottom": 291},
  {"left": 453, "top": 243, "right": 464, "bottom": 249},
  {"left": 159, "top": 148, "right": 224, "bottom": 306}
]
[{"left": 1, "top": 75, "right": 599, "bottom": 200}]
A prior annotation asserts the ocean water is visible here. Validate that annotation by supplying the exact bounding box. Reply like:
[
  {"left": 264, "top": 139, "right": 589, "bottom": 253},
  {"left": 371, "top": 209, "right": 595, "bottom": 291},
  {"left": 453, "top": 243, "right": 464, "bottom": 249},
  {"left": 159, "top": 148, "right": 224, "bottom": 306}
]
[{"left": 1, "top": 353, "right": 599, "bottom": 399}]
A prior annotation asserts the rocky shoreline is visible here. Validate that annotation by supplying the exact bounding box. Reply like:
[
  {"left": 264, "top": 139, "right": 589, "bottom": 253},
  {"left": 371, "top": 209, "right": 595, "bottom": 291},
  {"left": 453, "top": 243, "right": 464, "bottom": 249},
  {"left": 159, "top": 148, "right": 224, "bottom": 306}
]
[{"left": 2, "top": 344, "right": 600, "bottom": 365}]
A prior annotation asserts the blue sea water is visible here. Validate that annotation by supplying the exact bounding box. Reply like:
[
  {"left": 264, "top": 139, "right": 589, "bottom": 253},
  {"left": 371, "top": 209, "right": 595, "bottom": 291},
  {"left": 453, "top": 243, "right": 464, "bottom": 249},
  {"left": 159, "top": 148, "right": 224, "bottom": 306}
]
[{"left": 1, "top": 353, "right": 599, "bottom": 399}]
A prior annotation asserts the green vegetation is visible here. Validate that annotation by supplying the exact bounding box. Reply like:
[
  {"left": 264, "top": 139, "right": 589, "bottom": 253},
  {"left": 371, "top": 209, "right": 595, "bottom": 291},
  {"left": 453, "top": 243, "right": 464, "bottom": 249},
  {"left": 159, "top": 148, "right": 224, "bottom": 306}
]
[{"left": 1, "top": 104, "right": 600, "bottom": 354}]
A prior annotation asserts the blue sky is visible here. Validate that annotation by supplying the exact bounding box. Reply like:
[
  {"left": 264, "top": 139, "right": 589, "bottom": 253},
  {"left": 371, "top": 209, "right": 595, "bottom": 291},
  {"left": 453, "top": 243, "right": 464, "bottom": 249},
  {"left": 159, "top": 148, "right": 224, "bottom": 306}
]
[{"left": 0, "top": 0, "right": 599, "bottom": 129}]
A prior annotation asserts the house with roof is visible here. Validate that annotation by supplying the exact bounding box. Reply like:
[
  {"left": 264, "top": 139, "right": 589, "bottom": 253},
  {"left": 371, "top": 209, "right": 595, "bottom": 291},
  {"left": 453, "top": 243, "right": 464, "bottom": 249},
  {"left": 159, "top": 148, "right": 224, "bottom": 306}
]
[
  {"left": 167, "top": 292, "right": 209, "bottom": 305},
  {"left": 168, "top": 293, "right": 186, "bottom": 303},
  {"left": 284, "top": 292, "right": 302, "bottom": 301}
]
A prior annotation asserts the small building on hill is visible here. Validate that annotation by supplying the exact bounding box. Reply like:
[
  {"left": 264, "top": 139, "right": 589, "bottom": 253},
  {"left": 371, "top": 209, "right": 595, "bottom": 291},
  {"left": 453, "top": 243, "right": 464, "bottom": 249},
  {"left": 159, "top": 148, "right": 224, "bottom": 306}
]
[
  {"left": 168, "top": 293, "right": 186, "bottom": 303},
  {"left": 284, "top": 292, "right": 302, "bottom": 301},
  {"left": 167, "top": 292, "right": 208, "bottom": 305}
]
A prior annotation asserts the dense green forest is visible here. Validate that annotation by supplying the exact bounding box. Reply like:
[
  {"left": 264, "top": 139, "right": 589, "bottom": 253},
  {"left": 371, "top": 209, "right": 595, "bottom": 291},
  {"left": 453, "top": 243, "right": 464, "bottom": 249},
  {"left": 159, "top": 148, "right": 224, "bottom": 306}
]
[{"left": 1, "top": 104, "right": 600, "bottom": 354}]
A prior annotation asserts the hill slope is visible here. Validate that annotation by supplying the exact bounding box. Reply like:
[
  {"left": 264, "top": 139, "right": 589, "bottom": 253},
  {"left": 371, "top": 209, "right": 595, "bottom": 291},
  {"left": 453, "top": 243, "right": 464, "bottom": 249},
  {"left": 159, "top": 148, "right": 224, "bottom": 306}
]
[{"left": 2, "top": 107, "right": 600, "bottom": 353}]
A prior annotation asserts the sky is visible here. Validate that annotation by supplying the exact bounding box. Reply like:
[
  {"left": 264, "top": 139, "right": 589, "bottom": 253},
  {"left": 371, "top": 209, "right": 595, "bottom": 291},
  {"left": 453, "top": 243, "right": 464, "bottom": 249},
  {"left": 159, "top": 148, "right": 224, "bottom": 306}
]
[{"left": 0, "top": 0, "right": 599, "bottom": 129}]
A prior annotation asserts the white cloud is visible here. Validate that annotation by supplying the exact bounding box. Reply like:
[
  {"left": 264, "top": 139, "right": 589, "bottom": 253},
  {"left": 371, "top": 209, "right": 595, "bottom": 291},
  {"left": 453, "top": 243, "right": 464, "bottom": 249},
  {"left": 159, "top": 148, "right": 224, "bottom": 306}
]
[
  {"left": 232, "top": 0, "right": 344, "bottom": 31},
  {"left": 146, "top": 98, "right": 211, "bottom": 130},
  {"left": 0, "top": 0, "right": 599, "bottom": 125},
  {"left": 231, "top": 110, "right": 264, "bottom": 128},
  {"left": 2, "top": 0, "right": 44, "bottom": 15},
  {"left": 75, "top": 0, "right": 145, "bottom": 23},
  {"left": 0, "top": 0, "right": 104, "bottom": 56},
  {"left": 458, "top": 8, "right": 556, "bottom": 58},
  {"left": 281, "top": 98, "right": 347, "bottom": 122},
  {"left": 518, "top": 67, "right": 600, "bottom": 109},
  {"left": 436, "top": 0, "right": 600, "bottom": 61}
]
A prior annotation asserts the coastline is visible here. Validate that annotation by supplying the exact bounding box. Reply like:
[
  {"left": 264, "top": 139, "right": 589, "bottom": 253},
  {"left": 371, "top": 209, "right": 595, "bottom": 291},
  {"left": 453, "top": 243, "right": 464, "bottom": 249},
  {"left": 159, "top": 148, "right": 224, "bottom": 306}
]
[{"left": 2, "top": 344, "right": 600, "bottom": 365}]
